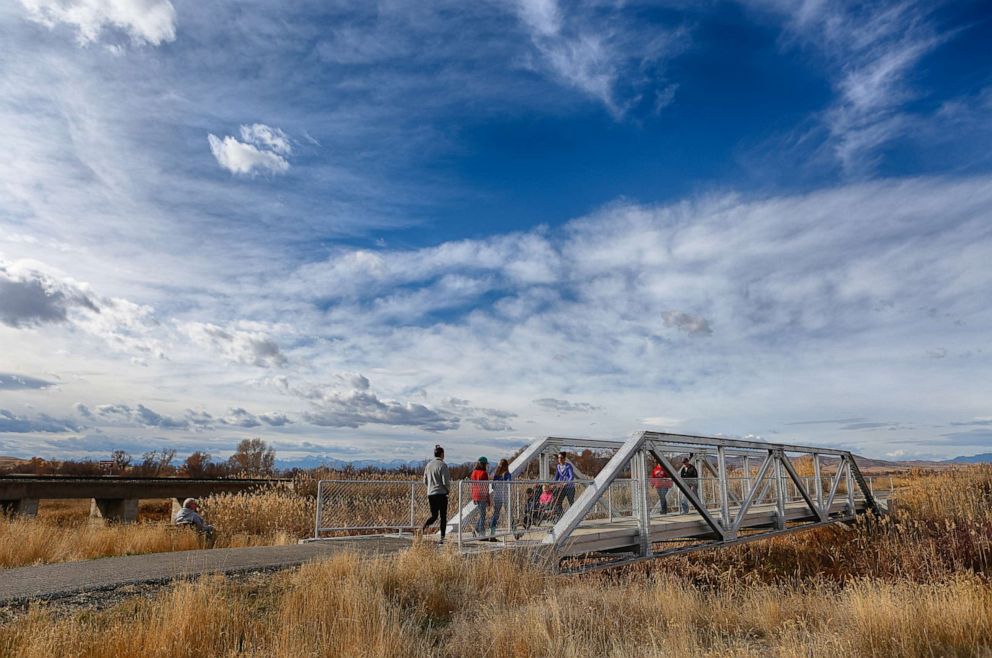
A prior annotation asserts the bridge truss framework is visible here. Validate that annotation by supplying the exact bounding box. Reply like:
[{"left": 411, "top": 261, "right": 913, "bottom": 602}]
[{"left": 448, "top": 431, "right": 882, "bottom": 571}]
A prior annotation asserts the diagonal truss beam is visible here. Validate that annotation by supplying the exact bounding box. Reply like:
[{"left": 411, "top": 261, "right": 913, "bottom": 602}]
[
  {"left": 731, "top": 451, "right": 774, "bottom": 532},
  {"left": 654, "top": 452, "right": 727, "bottom": 539},
  {"left": 779, "top": 452, "right": 827, "bottom": 522},
  {"left": 823, "top": 458, "right": 848, "bottom": 512}
]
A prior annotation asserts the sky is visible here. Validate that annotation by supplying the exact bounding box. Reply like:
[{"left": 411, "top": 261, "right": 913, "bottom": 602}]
[{"left": 1, "top": 0, "right": 990, "bottom": 464}]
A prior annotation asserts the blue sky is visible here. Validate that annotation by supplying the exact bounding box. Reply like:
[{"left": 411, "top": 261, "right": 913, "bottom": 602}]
[{"left": 1, "top": 0, "right": 990, "bottom": 463}]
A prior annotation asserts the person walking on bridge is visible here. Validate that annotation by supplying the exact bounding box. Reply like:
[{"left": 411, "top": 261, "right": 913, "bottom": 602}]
[
  {"left": 679, "top": 457, "right": 699, "bottom": 515},
  {"left": 421, "top": 444, "right": 451, "bottom": 544},
  {"left": 650, "top": 460, "right": 672, "bottom": 515},
  {"left": 470, "top": 457, "right": 490, "bottom": 537},
  {"left": 489, "top": 458, "right": 512, "bottom": 537},
  {"left": 553, "top": 451, "right": 575, "bottom": 520}
]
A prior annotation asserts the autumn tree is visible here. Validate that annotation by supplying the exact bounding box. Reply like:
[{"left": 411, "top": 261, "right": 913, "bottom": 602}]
[
  {"left": 228, "top": 438, "right": 275, "bottom": 476},
  {"left": 182, "top": 451, "right": 212, "bottom": 478}
]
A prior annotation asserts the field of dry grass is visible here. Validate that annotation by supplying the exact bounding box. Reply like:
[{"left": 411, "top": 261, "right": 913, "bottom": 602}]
[
  {"left": 0, "top": 488, "right": 309, "bottom": 568},
  {"left": 1, "top": 466, "right": 990, "bottom": 656}
]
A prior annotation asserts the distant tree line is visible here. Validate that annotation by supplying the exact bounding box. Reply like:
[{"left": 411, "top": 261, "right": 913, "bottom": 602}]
[{"left": 0, "top": 438, "right": 278, "bottom": 478}]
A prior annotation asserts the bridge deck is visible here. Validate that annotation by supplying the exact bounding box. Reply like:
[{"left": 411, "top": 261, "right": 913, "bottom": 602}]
[{"left": 459, "top": 497, "right": 872, "bottom": 556}]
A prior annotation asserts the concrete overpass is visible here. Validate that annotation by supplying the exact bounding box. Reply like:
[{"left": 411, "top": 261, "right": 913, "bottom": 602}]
[{"left": 0, "top": 475, "right": 291, "bottom": 521}]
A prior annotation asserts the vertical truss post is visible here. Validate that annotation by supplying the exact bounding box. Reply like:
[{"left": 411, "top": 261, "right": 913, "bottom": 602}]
[
  {"left": 813, "top": 453, "right": 823, "bottom": 514},
  {"left": 845, "top": 456, "right": 856, "bottom": 514},
  {"left": 742, "top": 456, "right": 751, "bottom": 500},
  {"left": 717, "top": 446, "right": 731, "bottom": 534},
  {"left": 694, "top": 455, "right": 706, "bottom": 506},
  {"left": 539, "top": 452, "right": 550, "bottom": 481},
  {"left": 773, "top": 452, "right": 786, "bottom": 530},
  {"left": 633, "top": 451, "right": 651, "bottom": 556}
]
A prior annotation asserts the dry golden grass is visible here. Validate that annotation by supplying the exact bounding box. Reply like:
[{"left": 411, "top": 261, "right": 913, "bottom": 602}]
[
  {"left": 1, "top": 545, "right": 989, "bottom": 657},
  {"left": 0, "top": 487, "right": 309, "bottom": 568}
]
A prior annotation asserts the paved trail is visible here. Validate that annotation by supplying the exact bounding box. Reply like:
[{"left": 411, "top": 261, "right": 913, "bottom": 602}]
[{"left": 0, "top": 537, "right": 410, "bottom": 605}]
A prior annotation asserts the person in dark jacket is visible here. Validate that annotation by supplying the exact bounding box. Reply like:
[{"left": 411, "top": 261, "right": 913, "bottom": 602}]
[
  {"left": 679, "top": 457, "right": 699, "bottom": 514},
  {"left": 489, "top": 458, "right": 512, "bottom": 537}
]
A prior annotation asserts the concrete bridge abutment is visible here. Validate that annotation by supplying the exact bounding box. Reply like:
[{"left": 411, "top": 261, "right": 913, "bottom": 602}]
[
  {"left": 1, "top": 498, "right": 39, "bottom": 517},
  {"left": 89, "top": 498, "right": 139, "bottom": 523}
]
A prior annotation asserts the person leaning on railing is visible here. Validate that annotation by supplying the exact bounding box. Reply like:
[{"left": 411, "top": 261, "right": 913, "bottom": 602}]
[{"left": 421, "top": 444, "right": 452, "bottom": 545}]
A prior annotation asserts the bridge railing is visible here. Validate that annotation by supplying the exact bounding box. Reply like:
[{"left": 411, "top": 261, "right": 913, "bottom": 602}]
[
  {"left": 313, "top": 471, "right": 885, "bottom": 542},
  {"left": 453, "top": 478, "right": 639, "bottom": 548}
]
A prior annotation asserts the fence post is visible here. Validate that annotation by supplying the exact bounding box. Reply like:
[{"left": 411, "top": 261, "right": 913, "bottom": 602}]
[
  {"left": 314, "top": 480, "right": 323, "bottom": 539},
  {"left": 457, "top": 480, "right": 463, "bottom": 551},
  {"left": 409, "top": 482, "right": 416, "bottom": 534}
]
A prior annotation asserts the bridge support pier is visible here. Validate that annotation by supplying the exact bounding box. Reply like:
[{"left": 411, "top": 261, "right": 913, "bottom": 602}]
[
  {"left": 90, "top": 498, "right": 138, "bottom": 523},
  {"left": 1, "top": 498, "right": 39, "bottom": 517}
]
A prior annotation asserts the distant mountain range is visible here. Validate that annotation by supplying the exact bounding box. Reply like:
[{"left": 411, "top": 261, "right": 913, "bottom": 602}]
[
  {"left": 945, "top": 453, "right": 992, "bottom": 464},
  {"left": 274, "top": 456, "right": 427, "bottom": 471}
]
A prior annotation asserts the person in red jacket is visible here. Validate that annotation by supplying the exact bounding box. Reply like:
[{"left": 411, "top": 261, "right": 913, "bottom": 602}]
[
  {"left": 470, "top": 457, "right": 489, "bottom": 537},
  {"left": 650, "top": 460, "right": 672, "bottom": 515}
]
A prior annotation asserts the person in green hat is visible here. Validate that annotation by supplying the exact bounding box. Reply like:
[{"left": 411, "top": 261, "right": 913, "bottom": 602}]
[{"left": 470, "top": 456, "right": 489, "bottom": 536}]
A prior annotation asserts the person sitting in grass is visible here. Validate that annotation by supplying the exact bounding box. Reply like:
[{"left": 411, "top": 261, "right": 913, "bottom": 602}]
[{"left": 174, "top": 498, "right": 215, "bottom": 539}]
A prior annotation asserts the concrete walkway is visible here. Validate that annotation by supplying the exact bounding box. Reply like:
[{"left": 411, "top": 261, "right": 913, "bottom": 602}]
[{"left": 0, "top": 537, "right": 410, "bottom": 605}]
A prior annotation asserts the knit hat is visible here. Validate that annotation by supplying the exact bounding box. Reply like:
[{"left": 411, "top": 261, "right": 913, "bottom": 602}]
[{"left": 478, "top": 456, "right": 488, "bottom": 464}]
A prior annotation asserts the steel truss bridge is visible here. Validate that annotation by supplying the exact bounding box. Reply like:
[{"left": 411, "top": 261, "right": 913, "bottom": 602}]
[{"left": 313, "top": 431, "right": 887, "bottom": 572}]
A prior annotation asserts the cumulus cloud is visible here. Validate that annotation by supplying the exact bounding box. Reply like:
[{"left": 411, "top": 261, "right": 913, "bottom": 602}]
[
  {"left": 533, "top": 398, "right": 600, "bottom": 413},
  {"left": 20, "top": 0, "right": 177, "bottom": 46},
  {"left": 208, "top": 124, "right": 291, "bottom": 175},
  {"left": 0, "top": 409, "right": 81, "bottom": 433},
  {"left": 85, "top": 402, "right": 188, "bottom": 429},
  {"left": 181, "top": 322, "right": 288, "bottom": 368},
  {"left": 258, "top": 412, "right": 292, "bottom": 426},
  {"left": 0, "top": 263, "right": 99, "bottom": 327},
  {"left": 661, "top": 310, "right": 713, "bottom": 337},
  {"left": 296, "top": 378, "right": 459, "bottom": 432},
  {"left": 447, "top": 398, "right": 517, "bottom": 432},
  {"left": 218, "top": 407, "right": 261, "bottom": 428},
  {"left": 0, "top": 260, "right": 164, "bottom": 356},
  {"left": 0, "top": 373, "right": 56, "bottom": 390}
]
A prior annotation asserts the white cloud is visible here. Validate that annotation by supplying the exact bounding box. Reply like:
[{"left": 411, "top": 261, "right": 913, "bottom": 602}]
[
  {"left": 208, "top": 124, "right": 291, "bottom": 176},
  {"left": 181, "top": 321, "right": 288, "bottom": 368},
  {"left": 20, "top": 0, "right": 177, "bottom": 46}
]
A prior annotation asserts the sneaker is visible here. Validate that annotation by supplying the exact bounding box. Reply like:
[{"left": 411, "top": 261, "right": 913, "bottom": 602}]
[{"left": 437, "top": 538, "right": 445, "bottom": 546}]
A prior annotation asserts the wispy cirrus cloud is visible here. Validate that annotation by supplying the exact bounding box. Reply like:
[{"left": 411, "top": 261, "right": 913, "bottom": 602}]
[
  {"left": 0, "top": 373, "right": 56, "bottom": 390},
  {"left": 743, "top": 0, "right": 948, "bottom": 172},
  {"left": 511, "top": 0, "right": 688, "bottom": 116},
  {"left": 533, "top": 398, "right": 600, "bottom": 414},
  {"left": 19, "top": 0, "right": 177, "bottom": 47}
]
